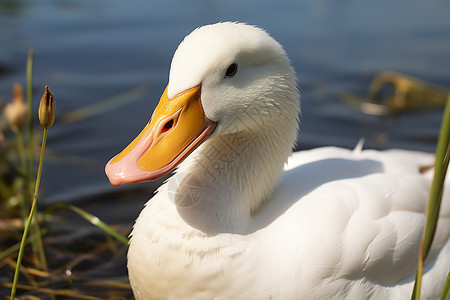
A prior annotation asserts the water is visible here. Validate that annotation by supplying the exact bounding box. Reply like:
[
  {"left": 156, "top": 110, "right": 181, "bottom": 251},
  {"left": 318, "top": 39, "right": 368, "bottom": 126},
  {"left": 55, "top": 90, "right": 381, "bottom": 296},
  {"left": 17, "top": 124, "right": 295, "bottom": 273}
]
[{"left": 0, "top": 0, "right": 449, "bottom": 297}]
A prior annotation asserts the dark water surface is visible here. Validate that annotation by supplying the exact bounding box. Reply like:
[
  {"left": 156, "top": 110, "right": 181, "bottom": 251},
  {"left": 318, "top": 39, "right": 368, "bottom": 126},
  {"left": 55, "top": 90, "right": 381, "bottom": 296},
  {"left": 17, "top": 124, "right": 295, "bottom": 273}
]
[{"left": 1, "top": 0, "right": 449, "bottom": 297}]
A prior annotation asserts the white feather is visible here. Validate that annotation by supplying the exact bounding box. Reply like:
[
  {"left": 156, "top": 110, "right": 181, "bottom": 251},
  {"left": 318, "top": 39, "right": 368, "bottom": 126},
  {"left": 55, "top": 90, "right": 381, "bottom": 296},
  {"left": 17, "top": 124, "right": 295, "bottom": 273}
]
[{"left": 128, "top": 22, "right": 450, "bottom": 299}]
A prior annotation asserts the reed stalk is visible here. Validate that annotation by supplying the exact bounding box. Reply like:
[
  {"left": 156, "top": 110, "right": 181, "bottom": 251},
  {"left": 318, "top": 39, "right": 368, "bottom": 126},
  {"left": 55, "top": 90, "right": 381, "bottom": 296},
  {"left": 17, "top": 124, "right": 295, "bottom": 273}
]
[
  {"left": 10, "top": 86, "right": 55, "bottom": 299},
  {"left": 26, "top": 49, "right": 34, "bottom": 186},
  {"left": 441, "top": 271, "right": 450, "bottom": 300},
  {"left": 10, "top": 127, "right": 49, "bottom": 299},
  {"left": 411, "top": 94, "right": 450, "bottom": 299},
  {"left": 25, "top": 50, "right": 48, "bottom": 271},
  {"left": 16, "top": 131, "right": 29, "bottom": 221}
]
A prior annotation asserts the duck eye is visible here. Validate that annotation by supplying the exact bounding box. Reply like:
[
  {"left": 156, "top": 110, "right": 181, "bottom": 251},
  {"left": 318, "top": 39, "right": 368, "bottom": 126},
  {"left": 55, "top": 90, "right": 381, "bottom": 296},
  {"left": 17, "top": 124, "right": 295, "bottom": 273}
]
[{"left": 225, "top": 63, "right": 238, "bottom": 78}]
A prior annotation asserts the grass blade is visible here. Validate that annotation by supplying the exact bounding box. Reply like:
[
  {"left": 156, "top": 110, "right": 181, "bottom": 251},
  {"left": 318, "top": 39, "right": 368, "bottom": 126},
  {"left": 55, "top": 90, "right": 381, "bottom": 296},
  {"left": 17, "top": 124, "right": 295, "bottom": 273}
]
[
  {"left": 26, "top": 49, "right": 34, "bottom": 181},
  {"left": 440, "top": 271, "right": 450, "bottom": 300},
  {"left": 10, "top": 126, "right": 49, "bottom": 299},
  {"left": 411, "top": 94, "right": 450, "bottom": 299},
  {"left": 0, "top": 228, "right": 48, "bottom": 261},
  {"left": 45, "top": 204, "right": 129, "bottom": 245},
  {"left": 68, "top": 205, "right": 129, "bottom": 245}
]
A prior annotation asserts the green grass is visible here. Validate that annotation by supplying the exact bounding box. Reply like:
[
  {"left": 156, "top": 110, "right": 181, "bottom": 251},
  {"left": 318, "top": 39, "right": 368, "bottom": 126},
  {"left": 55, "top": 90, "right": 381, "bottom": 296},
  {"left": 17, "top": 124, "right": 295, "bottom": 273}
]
[
  {"left": 45, "top": 204, "right": 129, "bottom": 246},
  {"left": 11, "top": 84, "right": 55, "bottom": 299},
  {"left": 2, "top": 50, "right": 131, "bottom": 299},
  {"left": 411, "top": 93, "right": 450, "bottom": 299}
]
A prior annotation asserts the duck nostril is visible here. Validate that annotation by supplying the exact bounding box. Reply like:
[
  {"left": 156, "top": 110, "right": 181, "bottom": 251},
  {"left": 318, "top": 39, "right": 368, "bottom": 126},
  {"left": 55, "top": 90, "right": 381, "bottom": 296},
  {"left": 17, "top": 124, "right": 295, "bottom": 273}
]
[{"left": 162, "top": 119, "right": 174, "bottom": 133}]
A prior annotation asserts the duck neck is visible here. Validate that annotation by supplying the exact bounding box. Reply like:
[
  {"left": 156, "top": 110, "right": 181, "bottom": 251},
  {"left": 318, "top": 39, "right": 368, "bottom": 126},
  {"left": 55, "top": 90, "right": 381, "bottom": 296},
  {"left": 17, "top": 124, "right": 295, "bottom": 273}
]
[{"left": 170, "top": 115, "right": 297, "bottom": 234}]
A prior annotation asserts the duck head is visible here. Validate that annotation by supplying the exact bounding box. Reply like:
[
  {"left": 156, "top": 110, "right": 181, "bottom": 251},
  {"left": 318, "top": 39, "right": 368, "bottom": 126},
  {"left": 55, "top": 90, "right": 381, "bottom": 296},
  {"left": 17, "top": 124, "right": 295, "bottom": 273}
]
[{"left": 105, "top": 22, "right": 299, "bottom": 186}]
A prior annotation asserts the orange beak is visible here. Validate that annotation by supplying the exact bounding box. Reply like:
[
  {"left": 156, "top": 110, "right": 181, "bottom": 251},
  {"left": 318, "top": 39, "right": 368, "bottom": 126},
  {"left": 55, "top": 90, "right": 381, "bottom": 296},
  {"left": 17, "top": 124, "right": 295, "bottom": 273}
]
[{"left": 105, "top": 84, "right": 216, "bottom": 186}]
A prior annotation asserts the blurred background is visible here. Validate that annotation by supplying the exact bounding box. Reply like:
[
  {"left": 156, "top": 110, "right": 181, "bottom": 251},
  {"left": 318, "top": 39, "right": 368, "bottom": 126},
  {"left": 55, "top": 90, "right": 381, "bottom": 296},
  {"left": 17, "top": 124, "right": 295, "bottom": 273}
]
[{"left": 0, "top": 0, "right": 449, "bottom": 297}]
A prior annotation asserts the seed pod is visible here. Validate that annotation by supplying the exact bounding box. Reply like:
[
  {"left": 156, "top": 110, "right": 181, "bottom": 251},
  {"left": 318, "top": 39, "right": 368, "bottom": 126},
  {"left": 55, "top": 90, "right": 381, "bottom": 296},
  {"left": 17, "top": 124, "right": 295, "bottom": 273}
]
[{"left": 38, "top": 85, "right": 55, "bottom": 129}]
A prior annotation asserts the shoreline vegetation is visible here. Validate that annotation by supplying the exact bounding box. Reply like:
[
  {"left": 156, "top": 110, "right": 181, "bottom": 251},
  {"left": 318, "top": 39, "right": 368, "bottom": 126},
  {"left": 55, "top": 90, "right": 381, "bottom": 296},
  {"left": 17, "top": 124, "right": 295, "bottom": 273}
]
[{"left": 1, "top": 51, "right": 132, "bottom": 299}]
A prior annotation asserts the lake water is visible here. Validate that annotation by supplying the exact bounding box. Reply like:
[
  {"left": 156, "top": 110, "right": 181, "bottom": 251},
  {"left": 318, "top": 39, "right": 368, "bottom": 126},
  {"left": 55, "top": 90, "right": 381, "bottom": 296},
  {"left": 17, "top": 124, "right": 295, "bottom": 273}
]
[{"left": 0, "top": 0, "right": 449, "bottom": 297}]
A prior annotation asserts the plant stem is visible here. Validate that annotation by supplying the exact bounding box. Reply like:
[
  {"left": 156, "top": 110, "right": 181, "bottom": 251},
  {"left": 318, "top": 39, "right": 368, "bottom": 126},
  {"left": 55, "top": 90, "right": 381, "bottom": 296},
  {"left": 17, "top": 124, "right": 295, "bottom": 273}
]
[
  {"left": 26, "top": 49, "right": 34, "bottom": 189},
  {"left": 33, "top": 214, "right": 48, "bottom": 272},
  {"left": 24, "top": 49, "right": 47, "bottom": 270},
  {"left": 440, "top": 271, "right": 450, "bottom": 300},
  {"left": 32, "top": 130, "right": 48, "bottom": 271},
  {"left": 0, "top": 230, "right": 46, "bottom": 261},
  {"left": 411, "top": 94, "right": 450, "bottom": 299},
  {"left": 16, "top": 132, "right": 29, "bottom": 221},
  {"left": 17, "top": 132, "right": 27, "bottom": 175},
  {"left": 10, "top": 127, "right": 48, "bottom": 300}
]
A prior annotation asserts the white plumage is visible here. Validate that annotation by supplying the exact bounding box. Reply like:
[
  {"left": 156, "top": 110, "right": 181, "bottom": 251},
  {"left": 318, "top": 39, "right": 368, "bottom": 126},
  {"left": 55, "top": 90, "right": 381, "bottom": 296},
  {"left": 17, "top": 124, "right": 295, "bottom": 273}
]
[{"left": 109, "top": 22, "right": 450, "bottom": 299}]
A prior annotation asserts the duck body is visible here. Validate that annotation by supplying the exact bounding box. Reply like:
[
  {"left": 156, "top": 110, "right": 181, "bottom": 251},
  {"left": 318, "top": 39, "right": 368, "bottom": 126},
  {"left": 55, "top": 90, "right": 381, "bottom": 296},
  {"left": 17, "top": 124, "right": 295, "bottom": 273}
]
[
  {"left": 128, "top": 146, "right": 450, "bottom": 299},
  {"left": 105, "top": 22, "right": 450, "bottom": 299}
]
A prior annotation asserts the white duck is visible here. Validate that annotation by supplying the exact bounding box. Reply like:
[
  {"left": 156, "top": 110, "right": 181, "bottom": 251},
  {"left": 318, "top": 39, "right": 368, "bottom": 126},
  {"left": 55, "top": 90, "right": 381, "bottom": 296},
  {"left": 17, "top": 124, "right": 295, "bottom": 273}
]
[{"left": 105, "top": 22, "right": 450, "bottom": 299}]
